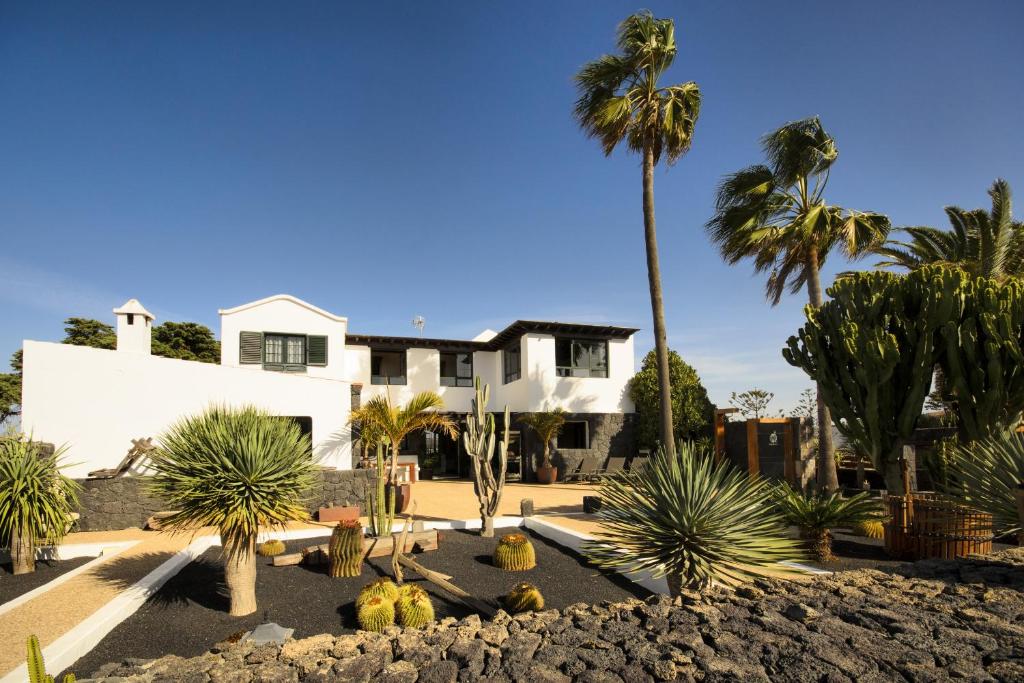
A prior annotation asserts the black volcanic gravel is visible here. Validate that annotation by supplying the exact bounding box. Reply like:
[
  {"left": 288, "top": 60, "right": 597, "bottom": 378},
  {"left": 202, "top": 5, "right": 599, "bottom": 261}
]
[
  {"left": 0, "top": 556, "right": 92, "bottom": 605},
  {"left": 69, "top": 528, "right": 648, "bottom": 676}
]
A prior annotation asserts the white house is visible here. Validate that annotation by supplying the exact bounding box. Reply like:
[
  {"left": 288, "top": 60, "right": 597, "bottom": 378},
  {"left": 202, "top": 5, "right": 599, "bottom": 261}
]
[{"left": 20, "top": 295, "right": 638, "bottom": 479}]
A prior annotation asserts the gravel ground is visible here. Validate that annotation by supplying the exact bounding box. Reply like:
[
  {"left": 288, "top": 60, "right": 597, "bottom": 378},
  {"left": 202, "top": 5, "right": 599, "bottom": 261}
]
[
  {"left": 69, "top": 528, "right": 648, "bottom": 676},
  {"left": 0, "top": 557, "right": 92, "bottom": 605}
]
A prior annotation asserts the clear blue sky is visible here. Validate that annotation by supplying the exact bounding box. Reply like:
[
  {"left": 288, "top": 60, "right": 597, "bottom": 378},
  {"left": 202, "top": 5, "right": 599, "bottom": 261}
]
[{"left": 2, "top": 1, "right": 1022, "bottom": 413}]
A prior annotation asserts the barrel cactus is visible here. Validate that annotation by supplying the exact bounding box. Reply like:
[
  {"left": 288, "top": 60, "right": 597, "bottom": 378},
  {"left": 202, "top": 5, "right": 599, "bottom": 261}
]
[
  {"left": 357, "top": 595, "right": 395, "bottom": 632},
  {"left": 850, "top": 519, "right": 885, "bottom": 539},
  {"left": 493, "top": 533, "right": 537, "bottom": 571},
  {"left": 396, "top": 584, "right": 434, "bottom": 628},
  {"left": 328, "top": 519, "right": 364, "bottom": 578},
  {"left": 356, "top": 578, "right": 399, "bottom": 609},
  {"left": 257, "top": 539, "right": 286, "bottom": 557},
  {"left": 504, "top": 582, "right": 544, "bottom": 613}
]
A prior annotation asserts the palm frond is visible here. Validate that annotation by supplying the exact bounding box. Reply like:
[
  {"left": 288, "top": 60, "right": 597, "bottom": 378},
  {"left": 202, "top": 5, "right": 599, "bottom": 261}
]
[
  {"left": 943, "top": 429, "right": 1024, "bottom": 535},
  {"left": 761, "top": 117, "right": 837, "bottom": 188},
  {"left": 774, "top": 483, "right": 882, "bottom": 532},
  {"left": 0, "top": 436, "right": 79, "bottom": 547}
]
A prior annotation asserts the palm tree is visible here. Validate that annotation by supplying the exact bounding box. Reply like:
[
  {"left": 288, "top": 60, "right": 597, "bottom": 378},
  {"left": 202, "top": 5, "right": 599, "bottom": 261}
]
[
  {"left": 706, "top": 117, "right": 890, "bottom": 491},
  {"left": 0, "top": 436, "right": 79, "bottom": 575},
  {"left": 349, "top": 391, "right": 458, "bottom": 486},
  {"left": 774, "top": 483, "right": 881, "bottom": 563},
  {"left": 148, "top": 405, "right": 316, "bottom": 616},
  {"left": 519, "top": 409, "right": 567, "bottom": 475},
  {"left": 873, "top": 179, "right": 1023, "bottom": 281},
  {"left": 574, "top": 11, "right": 701, "bottom": 456}
]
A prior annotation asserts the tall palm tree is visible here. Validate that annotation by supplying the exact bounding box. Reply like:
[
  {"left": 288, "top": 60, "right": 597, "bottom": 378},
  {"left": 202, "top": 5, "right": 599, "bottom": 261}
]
[
  {"left": 706, "top": 117, "right": 890, "bottom": 491},
  {"left": 873, "top": 179, "right": 1023, "bottom": 281},
  {"left": 350, "top": 391, "right": 458, "bottom": 486},
  {"left": 574, "top": 11, "right": 701, "bottom": 456}
]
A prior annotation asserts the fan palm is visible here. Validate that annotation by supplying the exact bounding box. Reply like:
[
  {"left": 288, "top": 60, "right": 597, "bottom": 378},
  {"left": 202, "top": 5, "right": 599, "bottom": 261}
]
[
  {"left": 774, "top": 484, "right": 882, "bottom": 563},
  {"left": 519, "top": 409, "right": 567, "bottom": 470},
  {"left": 943, "top": 429, "right": 1024, "bottom": 538},
  {"left": 0, "top": 435, "right": 79, "bottom": 575},
  {"left": 574, "top": 11, "right": 701, "bottom": 456},
  {"left": 706, "top": 117, "right": 891, "bottom": 491},
  {"left": 349, "top": 391, "right": 458, "bottom": 486},
  {"left": 584, "top": 443, "right": 803, "bottom": 595},
  {"left": 873, "top": 179, "right": 1024, "bottom": 281},
  {"left": 148, "top": 405, "right": 316, "bottom": 616}
]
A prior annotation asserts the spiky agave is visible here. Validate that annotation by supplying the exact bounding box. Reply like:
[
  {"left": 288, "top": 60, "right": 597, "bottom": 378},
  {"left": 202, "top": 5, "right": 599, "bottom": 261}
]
[
  {"left": 504, "top": 582, "right": 544, "bottom": 613},
  {"left": 943, "top": 429, "right": 1024, "bottom": 537},
  {"left": 583, "top": 443, "right": 803, "bottom": 594},
  {"left": 147, "top": 404, "right": 317, "bottom": 616},
  {"left": 774, "top": 484, "right": 881, "bottom": 563},
  {"left": 357, "top": 595, "right": 395, "bottom": 632},
  {"left": 356, "top": 578, "right": 399, "bottom": 609},
  {"left": 493, "top": 533, "right": 536, "bottom": 571},
  {"left": 395, "top": 584, "right": 434, "bottom": 628}
]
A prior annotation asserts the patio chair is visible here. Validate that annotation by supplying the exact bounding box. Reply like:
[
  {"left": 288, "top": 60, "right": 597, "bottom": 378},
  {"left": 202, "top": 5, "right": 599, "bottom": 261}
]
[
  {"left": 563, "top": 459, "right": 600, "bottom": 483},
  {"left": 591, "top": 456, "right": 627, "bottom": 480},
  {"left": 628, "top": 456, "right": 650, "bottom": 474},
  {"left": 87, "top": 437, "right": 155, "bottom": 479}
]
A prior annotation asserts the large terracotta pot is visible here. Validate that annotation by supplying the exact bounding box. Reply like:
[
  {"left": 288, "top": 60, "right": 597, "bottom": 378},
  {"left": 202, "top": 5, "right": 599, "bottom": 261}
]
[
  {"left": 535, "top": 464, "right": 558, "bottom": 485},
  {"left": 386, "top": 483, "right": 412, "bottom": 513}
]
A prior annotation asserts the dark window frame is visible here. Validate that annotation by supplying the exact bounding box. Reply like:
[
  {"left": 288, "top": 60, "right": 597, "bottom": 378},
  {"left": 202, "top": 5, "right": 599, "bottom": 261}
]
[
  {"left": 555, "top": 337, "right": 609, "bottom": 378},
  {"left": 439, "top": 350, "right": 474, "bottom": 387},
  {"left": 371, "top": 348, "right": 407, "bottom": 385},
  {"left": 557, "top": 420, "right": 590, "bottom": 449},
  {"left": 503, "top": 342, "right": 522, "bottom": 384},
  {"left": 263, "top": 332, "right": 308, "bottom": 373}
]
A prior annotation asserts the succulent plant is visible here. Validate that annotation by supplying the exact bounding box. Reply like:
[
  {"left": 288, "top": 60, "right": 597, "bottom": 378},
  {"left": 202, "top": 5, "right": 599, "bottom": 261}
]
[
  {"left": 357, "top": 595, "right": 395, "bottom": 632},
  {"left": 27, "top": 634, "right": 76, "bottom": 683},
  {"left": 493, "top": 533, "right": 536, "bottom": 571},
  {"left": 504, "top": 582, "right": 544, "bottom": 613},
  {"left": 356, "top": 578, "right": 399, "bottom": 609},
  {"left": 944, "top": 429, "right": 1024, "bottom": 536},
  {"left": 774, "top": 484, "right": 882, "bottom": 563},
  {"left": 583, "top": 443, "right": 803, "bottom": 594},
  {"left": 849, "top": 519, "right": 886, "bottom": 539},
  {"left": 257, "top": 539, "right": 286, "bottom": 557},
  {"left": 328, "top": 519, "right": 364, "bottom": 578},
  {"left": 395, "top": 584, "right": 434, "bottom": 628}
]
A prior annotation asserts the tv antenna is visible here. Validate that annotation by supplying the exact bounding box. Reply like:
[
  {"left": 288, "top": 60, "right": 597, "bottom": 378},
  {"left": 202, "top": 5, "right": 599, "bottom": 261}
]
[{"left": 412, "top": 315, "right": 425, "bottom": 336}]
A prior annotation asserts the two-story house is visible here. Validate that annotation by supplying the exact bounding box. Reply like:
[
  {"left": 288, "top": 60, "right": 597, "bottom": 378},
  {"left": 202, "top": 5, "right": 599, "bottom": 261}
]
[{"left": 21, "top": 294, "right": 638, "bottom": 479}]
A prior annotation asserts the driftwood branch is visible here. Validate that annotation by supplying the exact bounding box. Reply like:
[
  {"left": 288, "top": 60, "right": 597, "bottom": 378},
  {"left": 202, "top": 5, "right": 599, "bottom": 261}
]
[{"left": 395, "top": 553, "right": 498, "bottom": 618}]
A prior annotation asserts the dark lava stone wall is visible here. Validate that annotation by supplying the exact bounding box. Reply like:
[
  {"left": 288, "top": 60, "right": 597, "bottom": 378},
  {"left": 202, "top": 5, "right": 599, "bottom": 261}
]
[
  {"left": 74, "top": 468, "right": 376, "bottom": 532},
  {"left": 514, "top": 412, "right": 637, "bottom": 482}
]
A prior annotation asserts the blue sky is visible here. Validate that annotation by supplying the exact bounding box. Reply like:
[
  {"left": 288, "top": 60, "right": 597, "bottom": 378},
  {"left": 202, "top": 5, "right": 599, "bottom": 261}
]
[{"left": 1, "top": 1, "right": 1022, "bottom": 413}]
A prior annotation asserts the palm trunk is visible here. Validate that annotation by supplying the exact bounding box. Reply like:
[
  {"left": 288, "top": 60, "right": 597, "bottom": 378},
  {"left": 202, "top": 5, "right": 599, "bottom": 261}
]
[
  {"left": 642, "top": 144, "right": 675, "bottom": 457},
  {"left": 802, "top": 527, "right": 834, "bottom": 564},
  {"left": 11, "top": 524, "right": 34, "bottom": 575},
  {"left": 806, "top": 246, "right": 838, "bottom": 492},
  {"left": 389, "top": 441, "right": 400, "bottom": 486},
  {"left": 222, "top": 533, "right": 258, "bottom": 617}
]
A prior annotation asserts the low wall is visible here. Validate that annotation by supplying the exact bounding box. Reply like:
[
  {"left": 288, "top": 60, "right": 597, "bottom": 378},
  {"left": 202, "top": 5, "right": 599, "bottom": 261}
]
[{"left": 74, "top": 469, "right": 376, "bottom": 532}]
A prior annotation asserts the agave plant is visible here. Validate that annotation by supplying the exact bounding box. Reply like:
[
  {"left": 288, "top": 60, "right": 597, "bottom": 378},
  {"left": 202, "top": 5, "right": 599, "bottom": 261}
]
[
  {"left": 148, "top": 405, "right": 316, "bottom": 616},
  {"left": 774, "top": 484, "right": 881, "bottom": 563},
  {"left": 583, "top": 443, "right": 802, "bottom": 595},
  {"left": 943, "top": 429, "right": 1024, "bottom": 537},
  {"left": 0, "top": 435, "right": 79, "bottom": 575}
]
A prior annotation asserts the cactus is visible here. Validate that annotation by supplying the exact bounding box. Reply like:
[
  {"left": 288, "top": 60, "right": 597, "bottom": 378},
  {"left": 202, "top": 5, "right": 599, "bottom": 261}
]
[
  {"left": 395, "top": 584, "right": 434, "bottom": 628},
  {"left": 328, "top": 519, "right": 364, "bottom": 578},
  {"left": 257, "top": 539, "right": 286, "bottom": 557},
  {"left": 366, "top": 443, "right": 396, "bottom": 538},
  {"left": 504, "top": 582, "right": 544, "bottom": 613},
  {"left": 355, "top": 577, "right": 399, "bottom": 609},
  {"left": 493, "top": 533, "right": 537, "bottom": 571},
  {"left": 357, "top": 595, "right": 395, "bottom": 632},
  {"left": 850, "top": 519, "right": 885, "bottom": 539},
  {"left": 27, "top": 635, "right": 75, "bottom": 683},
  {"left": 463, "top": 377, "right": 510, "bottom": 537}
]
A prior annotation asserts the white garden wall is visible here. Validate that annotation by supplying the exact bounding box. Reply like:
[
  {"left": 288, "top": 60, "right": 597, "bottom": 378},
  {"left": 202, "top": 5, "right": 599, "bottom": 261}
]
[{"left": 20, "top": 341, "right": 352, "bottom": 478}]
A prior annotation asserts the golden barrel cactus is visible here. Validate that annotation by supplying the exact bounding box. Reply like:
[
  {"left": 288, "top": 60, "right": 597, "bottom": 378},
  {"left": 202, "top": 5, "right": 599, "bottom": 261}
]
[
  {"left": 328, "top": 519, "right": 364, "bottom": 578},
  {"left": 357, "top": 596, "right": 395, "bottom": 632},
  {"left": 493, "top": 533, "right": 537, "bottom": 571},
  {"left": 504, "top": 582, "right": 544, "bottom": 613}
]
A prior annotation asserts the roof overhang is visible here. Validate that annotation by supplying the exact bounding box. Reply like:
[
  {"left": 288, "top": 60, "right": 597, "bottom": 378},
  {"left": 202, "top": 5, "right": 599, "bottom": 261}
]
[
  {"left": 346, "top": 320, "right": 638, "bottom": 352},
  {"left": 218, "top": 294, "right": 348, "bottom": 323}
]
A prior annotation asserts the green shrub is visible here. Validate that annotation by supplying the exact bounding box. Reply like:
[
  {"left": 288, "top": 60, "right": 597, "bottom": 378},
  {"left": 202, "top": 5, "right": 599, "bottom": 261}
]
[
  {"left": 774, "top": 484, "right": 881, "bottom": 563},
  {"left": 944, "top": 429, "right": 1024, "bottom": 536}
]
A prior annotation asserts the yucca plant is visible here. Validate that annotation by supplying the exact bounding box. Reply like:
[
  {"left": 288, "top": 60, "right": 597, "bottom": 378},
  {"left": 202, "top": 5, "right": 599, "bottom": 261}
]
[
  {"left": 943, "top": 429, "right": 1024, "bottom": 537},
  {"left": 774, "top": 484, "right": 881, "bottom": 563},
  {"left": 583, "top": 443, "right": 803, "bottom": 595},
  {"left": 0, "top": 435, "right": 79, "bottom": 575},
  {"left": 148, "top": 405, "right": 316, "bottom": 616}
]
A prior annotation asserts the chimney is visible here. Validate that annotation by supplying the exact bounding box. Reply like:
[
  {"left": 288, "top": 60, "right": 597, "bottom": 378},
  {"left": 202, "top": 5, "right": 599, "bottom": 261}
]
[{"left": 112, "top": 299, "right": 155, "bottom": 354}]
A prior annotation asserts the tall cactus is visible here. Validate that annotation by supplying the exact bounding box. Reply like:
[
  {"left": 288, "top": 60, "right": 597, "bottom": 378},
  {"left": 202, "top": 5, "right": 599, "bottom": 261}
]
[
  {"left": 783, "top": 268, "right": 956, "bottom": 490},
  {"left": 26, "top": 634, "right": 75, "bottom": 683},
  {"left": 463, "top": 377, "right": 509, "bottom": 537},
  {"left": 366, "top": 442, "right": 395, "bottom": 538}
]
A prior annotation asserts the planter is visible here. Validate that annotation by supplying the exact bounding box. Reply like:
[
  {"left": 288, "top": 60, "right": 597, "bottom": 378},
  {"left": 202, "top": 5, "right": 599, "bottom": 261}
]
[
  {"left": 386, "top": 483, "right": 412, "bottom": 514},
  {"left": 583, "top": 496, "right": 602, "bottom": 514},
  {"left": 317, "top": 505, "right": 361, "bottom": 524},
  {"left": 419, "top": 467, "right": 435, "bottom": 481},
  {"left": 884, "top": 492, "right": 993, "bottom": 560},
  {"left": 535, "top": 465, "right": 558, "bottom": 485}
]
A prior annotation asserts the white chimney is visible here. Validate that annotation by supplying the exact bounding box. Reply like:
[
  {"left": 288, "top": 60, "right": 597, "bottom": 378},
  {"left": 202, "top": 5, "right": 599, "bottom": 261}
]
[{"left": 112, "top": 299, "right": 155, "bottom": 354}]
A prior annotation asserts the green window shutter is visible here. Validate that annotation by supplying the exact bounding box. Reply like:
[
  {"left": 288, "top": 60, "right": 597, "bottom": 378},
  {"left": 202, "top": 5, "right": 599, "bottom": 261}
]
[
  {"left": 307, "top": 335, "right": 328, "bottom": 366},
  {"left": 239, "top": 331, "right": 263, "bottom": 364}
]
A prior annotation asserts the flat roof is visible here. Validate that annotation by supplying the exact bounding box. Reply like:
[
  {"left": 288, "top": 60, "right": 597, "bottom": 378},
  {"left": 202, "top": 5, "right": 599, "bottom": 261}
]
[{"left": 346, "top": 320, "right": 638, "bottom": 351}]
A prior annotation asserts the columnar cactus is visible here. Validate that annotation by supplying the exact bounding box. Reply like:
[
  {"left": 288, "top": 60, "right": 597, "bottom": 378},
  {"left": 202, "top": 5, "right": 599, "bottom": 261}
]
[
  {"left": 463, "top": 377, "right": 510, "bottom": 537},
  {"left": 493, "top": 533, "right": 537, "bottom": 571},
  {"left": 27, "top": 634, "right": 75, "bottom": 683},
  {"left": 367, "top": 443, "right": 395, "bottom": 538},
  {"left": 357, "top": 596, "right": 395, "bottom": 632},
  {"left": 395, "top": 584, "right": 434, "bottom": 628},
  {"left": 356, "top": 578, "right": 399, "bottom": 609},
  {"left": 328, "top": 519, "right": 364, "bottom": 578},
  {"left": 504, "top": 582, "right": 544, "bottom": 613}
]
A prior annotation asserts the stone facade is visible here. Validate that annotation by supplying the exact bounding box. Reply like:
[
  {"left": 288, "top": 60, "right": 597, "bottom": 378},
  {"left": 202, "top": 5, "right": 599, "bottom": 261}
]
[
  {"left": 514, "top": 412, "right": 636, "bottom": 482},
  {"left": 74, "top": 469, "right": 377, "bottom": 531}
]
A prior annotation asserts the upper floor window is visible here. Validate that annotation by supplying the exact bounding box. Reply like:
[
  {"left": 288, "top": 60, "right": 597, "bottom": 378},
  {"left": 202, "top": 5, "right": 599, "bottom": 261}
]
[
  {"left": 555, "top": 337, "right": 608, "bottom": 378},
  {"left": 238, "top": 331, "right": 327, "bottom": 372},
  {"left": 440, "top": 351, "right": 473, "bottom": 387},
  {"left": 265, "top": 334, "right": 306, "bottom": 366},
  {"left": 503, "top": 342, "right": 521, "bottom": 384},
  {"left": 371, "top": 349, "right": 407, "bottom": 385}
]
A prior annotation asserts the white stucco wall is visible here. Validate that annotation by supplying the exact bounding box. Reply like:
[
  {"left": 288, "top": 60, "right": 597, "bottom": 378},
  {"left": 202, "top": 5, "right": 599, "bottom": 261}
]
[
  {"left": 524, "top": 334, "right": 635, "bottom": 413},
  {"left": 219, "top": 295, "right": 348, "bottom": 381},
  {"left": 20, "top": 341, "right": 352, "bottom": 478}
]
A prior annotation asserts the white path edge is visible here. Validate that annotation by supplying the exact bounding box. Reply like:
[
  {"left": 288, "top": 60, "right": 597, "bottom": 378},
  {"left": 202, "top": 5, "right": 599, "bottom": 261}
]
[{"left": 3, "top": 515, "right": 824, "bottom": 681}]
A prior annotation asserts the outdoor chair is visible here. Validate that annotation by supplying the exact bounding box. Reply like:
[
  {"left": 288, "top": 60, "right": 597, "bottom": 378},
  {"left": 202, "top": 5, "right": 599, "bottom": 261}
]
[
  {"left": 563, "top": 459, "right": 599, "bottom": 483},
  {"left": 591, "top": 456, "right": 627, "bottom": 480},
  {"left": 87, "top": 437, "right": 155, "bottom": 479},
  {"left": 628, "top": 456, "right": 650, "bottom": 474}
]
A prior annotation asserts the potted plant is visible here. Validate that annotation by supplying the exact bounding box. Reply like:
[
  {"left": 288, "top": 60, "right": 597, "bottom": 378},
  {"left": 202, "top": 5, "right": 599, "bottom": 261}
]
[
  {"left": 419, "top": 453, "right": 440, "bottom": 480},
  {"left": 520, "top": 409, "right": 567, "bottom": 484}
]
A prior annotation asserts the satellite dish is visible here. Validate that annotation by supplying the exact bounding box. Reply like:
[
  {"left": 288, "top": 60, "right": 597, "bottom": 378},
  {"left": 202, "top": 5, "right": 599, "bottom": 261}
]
[{"left": 412, "top": 315, "right": 425, "bottom": 336}]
